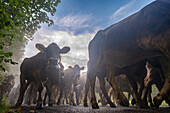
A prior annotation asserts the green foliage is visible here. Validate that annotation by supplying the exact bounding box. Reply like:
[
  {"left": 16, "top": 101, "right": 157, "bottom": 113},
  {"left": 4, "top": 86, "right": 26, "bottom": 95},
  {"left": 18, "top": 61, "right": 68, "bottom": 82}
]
[
  {"left": 0, "top": 0, "right": 61, "bottom": 71},
  {"left": 0, "top": 0, "right": 61, "bottom": 106}
]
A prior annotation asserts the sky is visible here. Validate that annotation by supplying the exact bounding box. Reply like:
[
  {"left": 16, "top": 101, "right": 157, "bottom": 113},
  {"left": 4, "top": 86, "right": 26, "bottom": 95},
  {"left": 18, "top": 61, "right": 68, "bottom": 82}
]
[{"left": 24, "top": 0, "right": 155, "bottom": 73}]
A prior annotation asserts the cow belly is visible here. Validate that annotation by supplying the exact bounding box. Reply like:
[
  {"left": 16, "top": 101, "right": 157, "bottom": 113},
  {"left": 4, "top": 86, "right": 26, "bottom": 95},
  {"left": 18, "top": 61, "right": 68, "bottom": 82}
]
[{"left": 104, "top": 48, "right": 163, "bottom": 68}]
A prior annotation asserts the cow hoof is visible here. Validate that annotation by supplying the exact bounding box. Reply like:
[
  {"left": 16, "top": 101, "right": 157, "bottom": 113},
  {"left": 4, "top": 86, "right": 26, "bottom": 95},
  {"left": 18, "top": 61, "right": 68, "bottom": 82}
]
[
  {"left": 150, "top": 103, "right": 155, "bottom": 107},
  {"left": 73, "top": 103, "right": 77, "bottom": 106},
  {"left": 84, "top": 103, "right": 88, "bottom": 107},
  {"left": 43, "top": 102, "right": 46, "bottom": 106},
  {"left": 140, "top": 104, "right": 149, "bottom": 109},
  {"left": 36, "top": 104, "right": 43, "bottom": 110},
  {"left": 48, "top": 103, "right": 53, "bottom": 107},
  {"left": 92, "top": 103, "right": 99, "bottom": 109},
  {"left": 119, "top": 101, "right": 129, "bottom": 107},
  {"left": 153, "top": 96, "right": 162, "bottom": 109},
  {"left": 110, "top": 103, "right": 116, "bottom": 108},
  {"left": 27, "top": 102, "right": 31, "bottom": 105},
  {"left": 33, "top": 101, "right": 36, "bottom": 104},
  {"left": 57, "top": 102, "right": 60, "bottom": 105},
  {"left": 131, "top": 99, "right": 136, "bottom": 105}
]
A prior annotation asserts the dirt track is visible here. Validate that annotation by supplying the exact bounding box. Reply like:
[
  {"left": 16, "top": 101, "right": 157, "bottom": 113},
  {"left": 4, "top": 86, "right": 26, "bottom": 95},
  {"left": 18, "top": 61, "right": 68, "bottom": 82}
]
[{"left": 19, "top": 105, "right": 170, "bottom": 113}]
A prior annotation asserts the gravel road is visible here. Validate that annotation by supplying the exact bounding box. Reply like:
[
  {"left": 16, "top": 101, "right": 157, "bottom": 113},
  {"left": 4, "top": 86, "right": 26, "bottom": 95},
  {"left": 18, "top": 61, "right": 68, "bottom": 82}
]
[{"left": 17, "top": 105, "right": 170, "bottom": 113}]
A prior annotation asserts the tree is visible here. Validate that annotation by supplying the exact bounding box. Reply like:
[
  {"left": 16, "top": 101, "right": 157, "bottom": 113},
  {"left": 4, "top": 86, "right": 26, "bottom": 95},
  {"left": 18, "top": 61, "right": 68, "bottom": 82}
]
[
  {"left": 0, "top": 0, "right": 61, "bottom": 106},
  {"left": 0, "top": 0, "right": 61, "bottom": 71}
]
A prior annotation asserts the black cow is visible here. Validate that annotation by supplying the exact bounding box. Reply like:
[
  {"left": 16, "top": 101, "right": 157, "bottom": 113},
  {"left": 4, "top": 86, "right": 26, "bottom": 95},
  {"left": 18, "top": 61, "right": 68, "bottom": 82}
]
[
  {"left": 15, "top": 43, "right": 70, "bottom": 109},
  {"left": 86, "top": 0, "right": 170, "bottom": 109}
]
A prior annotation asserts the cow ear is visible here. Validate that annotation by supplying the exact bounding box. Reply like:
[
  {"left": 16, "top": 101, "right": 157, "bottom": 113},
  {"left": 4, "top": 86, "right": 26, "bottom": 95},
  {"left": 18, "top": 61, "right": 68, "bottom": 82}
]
[
  {"left": 36, "top": 43, "right": 46, "bottom": 52},
  {"left": 80, "top": 66, "right": 85, "bottom": 70},
  {"left": 60, "top": 47, "right": 70, "bottom": 54}
]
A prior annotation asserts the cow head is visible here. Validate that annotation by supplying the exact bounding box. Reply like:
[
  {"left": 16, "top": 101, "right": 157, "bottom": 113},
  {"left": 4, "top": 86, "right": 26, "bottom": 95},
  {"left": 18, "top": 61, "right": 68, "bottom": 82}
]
[
  {"left": 72, "top": 65, "right": 84, "bottom": 87},
  {"left": 36, "top": 43, "right": 70, "bottom": 66},
  {"left": 73, "top": 65, "right": 85, "bottom": 79}
]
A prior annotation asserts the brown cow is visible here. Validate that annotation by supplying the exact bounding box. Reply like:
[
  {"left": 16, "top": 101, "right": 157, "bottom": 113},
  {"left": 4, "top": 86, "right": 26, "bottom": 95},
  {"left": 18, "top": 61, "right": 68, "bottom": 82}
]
[
  {"left": 63, "top": 65, "right": 84, "bottom": 106},
  {"left": 15, "top": 43, "right": 70, "bottom": 109},
  {"left": 86, "top": 0, "right": 170, "bottom": 109}
]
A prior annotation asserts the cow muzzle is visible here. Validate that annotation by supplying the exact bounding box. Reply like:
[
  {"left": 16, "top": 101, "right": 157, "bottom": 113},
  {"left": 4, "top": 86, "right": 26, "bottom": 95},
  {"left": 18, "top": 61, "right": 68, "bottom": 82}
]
[
  {"left": 48, "top": 58, "right": 58, "bottom": 65},
  {"left": 75, "top": 73, "right": 80, "bottom": 79}
]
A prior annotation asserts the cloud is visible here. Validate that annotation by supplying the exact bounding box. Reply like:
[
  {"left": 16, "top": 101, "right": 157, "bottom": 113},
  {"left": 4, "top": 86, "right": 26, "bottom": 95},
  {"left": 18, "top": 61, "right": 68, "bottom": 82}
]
[
  {"left": 24, "top": 28, "right": 97, "bottom": 72},
  {"left": 52, "top": 13, "right": 93, "bottom": 34},
  {"left": 110, "top": 0, "right": 136, "bottom": 21}
]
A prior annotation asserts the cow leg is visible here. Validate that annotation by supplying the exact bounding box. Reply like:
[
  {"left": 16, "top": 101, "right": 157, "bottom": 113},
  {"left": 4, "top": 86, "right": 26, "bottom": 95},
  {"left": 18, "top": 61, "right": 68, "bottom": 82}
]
[
  {"left": 84, "top": 77, "right": 90, "bottom": 107},
  {"left": 147, "top": 85, "right": 155, "bottom": 107},
  {"left": 141, "top": 85, "right": 150, "bottom": 109},
  {"left": 65, "top": 93, "right": 69, "bottom": 104},
  {"left": 127, "top": 76, "right": 140, "bottom": 106},
  {"left": 155, "top": 82, "right": 170, "bottom": 106},
  {"left": 108, "top": 87, "right": 112, "bottom": 100},
  {"left": 154, "top": 76, "right": 170, "bottom": 108},
  {"left": 98, "top": 77, "right": 116, "bottom": 108},
  {"left": 127, "top": 93, "right": 130, "bottom": 101},
  {"left": 16, "top": 74, "right": 30, "bottom": 107},
  {"left": 26, "top": 82, "right": 34, "bottom": 105},
  {"left": 76, "top": 90, "right": 80, "bottom": 105},
  {"left": 128, "top": 81, "right": 137, "bottom": 106},
  {"left": 44, "top": 80, "right": 53, "bottom": 106},
  {"left": 107, "top": 69, "right": 129, "bottom": 107},
  {"left": 47, "top": 87, "right": 52, "bottom": 106},
  {"left": 36, "top": 81, "right": 44, "bottom": 109},
  {"left": 43, "top": 91, "right": 47, "bottom": 106},
  {"left": 32, "top": 84, "right": 37, "bottom": 104},
  {"left": 89, "top": 73, "right": 99, "bottom": 109},
  {"left": 69, "top": 90, "right": 75, "bottom": 105},
  {"left": 153, "top": 58, "right": 170, "bottom": 108},
  {"left": 57, "top": 87, "right": 63, "bottom": 105}
]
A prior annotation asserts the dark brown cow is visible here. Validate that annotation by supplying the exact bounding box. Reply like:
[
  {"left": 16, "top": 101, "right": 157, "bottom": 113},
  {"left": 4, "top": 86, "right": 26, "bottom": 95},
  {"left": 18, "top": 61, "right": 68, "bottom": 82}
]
[
  {"left": 43, "top": 62, "right": 65, "bottom": 106},
  {"left": 84, "top": 65, "right": 116, "bottom": 108},
  {"left": 86, "top": 0, "right": 170, "bottom": 109},
  {"left": 63, "top": 65, "right": 84, "bottom": 106},
  {"left": 84, "top": 60, "right": 146, "bottom": 108},
  {"left": 15, "top": 43, "right": 70, "bottom": 109},
  {"left": 108, "top": 74, "right": 133, "bottom": 105}
]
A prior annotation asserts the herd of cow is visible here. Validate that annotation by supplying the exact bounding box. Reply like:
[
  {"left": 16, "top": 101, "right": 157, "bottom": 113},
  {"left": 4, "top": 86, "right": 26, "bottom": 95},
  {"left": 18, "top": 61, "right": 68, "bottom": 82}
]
[{"left": 1, "top": 0, "right": 170, "bottom": 110}]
